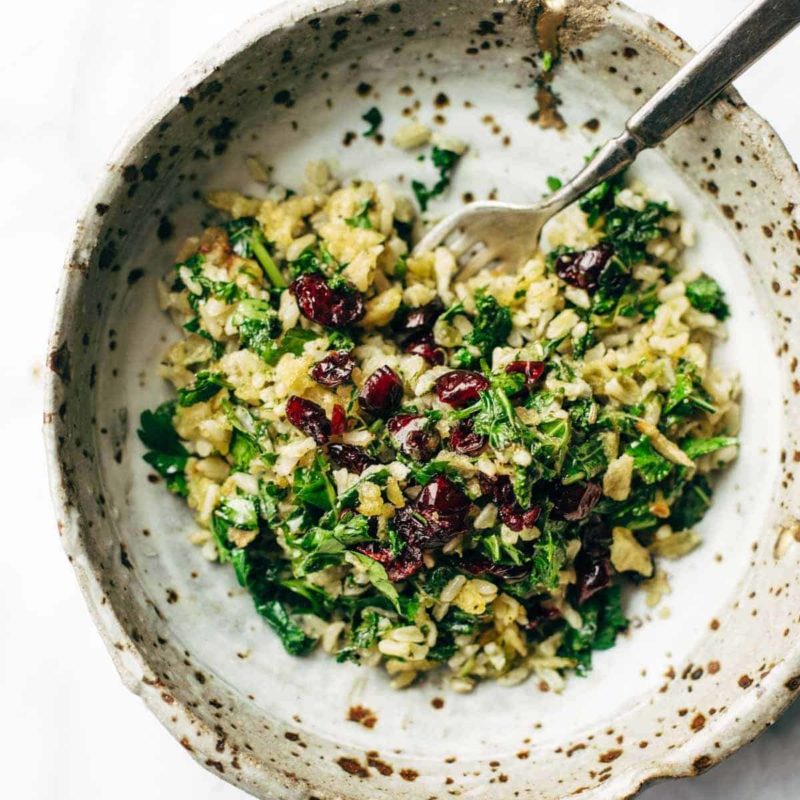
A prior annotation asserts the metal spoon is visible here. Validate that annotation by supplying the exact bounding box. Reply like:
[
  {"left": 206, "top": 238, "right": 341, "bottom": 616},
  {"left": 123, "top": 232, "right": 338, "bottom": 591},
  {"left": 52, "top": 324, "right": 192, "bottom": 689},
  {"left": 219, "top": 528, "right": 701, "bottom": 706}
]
[{"left": 414, "top": 0, "right": 800, "bottom": 273}]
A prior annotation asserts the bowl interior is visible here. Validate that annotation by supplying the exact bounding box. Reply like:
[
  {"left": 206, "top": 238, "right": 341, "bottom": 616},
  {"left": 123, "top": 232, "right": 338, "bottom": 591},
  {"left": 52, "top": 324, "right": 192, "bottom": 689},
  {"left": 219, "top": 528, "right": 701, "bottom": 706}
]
[{"left": 48, "top": 1, "right": 800, "bottom": 798}]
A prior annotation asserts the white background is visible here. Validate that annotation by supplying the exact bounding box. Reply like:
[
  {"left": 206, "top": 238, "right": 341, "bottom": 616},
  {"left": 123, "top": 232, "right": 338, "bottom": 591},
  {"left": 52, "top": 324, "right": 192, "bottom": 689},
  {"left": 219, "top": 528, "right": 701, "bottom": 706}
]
[{"left": 1, "top": 0, "right": 799, "bottom": 797}]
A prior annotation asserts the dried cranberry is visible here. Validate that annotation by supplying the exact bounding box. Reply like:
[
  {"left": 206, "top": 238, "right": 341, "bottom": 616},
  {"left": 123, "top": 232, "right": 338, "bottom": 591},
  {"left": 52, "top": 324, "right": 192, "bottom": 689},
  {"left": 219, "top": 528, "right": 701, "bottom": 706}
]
[
  {"left": 505, "top": 360, "right": 546, "bottom": 388},
  {"left": 461, "top": 555, "right": 529, "bottom": 582},
  {"left": 435, "top": 370, "right": 489, "bottom": 408},
  {"left": 359, "top": 366, "right": 403, "bottom": 416},
  {"left": 392, "top": 299, "right": 443, "bottom": 339},
  {"left": 310, "top": 351, "right": 355, "bottom": 387},
  {"left": 575, "top": 557, "right": 613, "bottom": 604},
  {"left": 355, "top": 540, "right": 424, "bottom": 582},
  {"left": 477, "top": 473, "right": 515, "bottom": 506},
  {"left": 327, "top": 443, "right": 375, "bottom": 474},
  {"left": 405, "top": 333, "right": 446, "bottom": 365},
  {"left": 392, "top": 505, "right": 433, "bottom": 546},
  {"left": 290, "top": 273, "right": 365, "bottom": 328},
  {"left": 574, "top": 518, "right": 613, "bottom": 604},
  {"left": 449, "top": 418, "right": 487, "bottom": 456},
  {"left": 330, "top": 403, "right": 347, "bottom": 436},
  {"left": 387, "top": 414, "right": 441, "bottom": 462},
  {"left": 499, "top": 503, "right": 541, "bottom": 532},
  {"left": 554, "top": 243, "right": 614, "bottom": 294},
  {"left": 415, "top": 475, "right": 471, "bottom": 546},
  {"left": 285, "top": 395, "right": 331, "bottom": 444},
  {"left": 524, "top": 602, "right": 562, "bottom": 631},
  {"left": 553, "top": 482, "right": 602, "bottom": 521}
]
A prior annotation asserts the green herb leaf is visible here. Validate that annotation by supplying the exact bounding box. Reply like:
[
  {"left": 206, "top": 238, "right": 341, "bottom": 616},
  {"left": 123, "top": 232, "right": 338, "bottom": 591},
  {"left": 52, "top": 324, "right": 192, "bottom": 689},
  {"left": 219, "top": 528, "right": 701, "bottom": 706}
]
[
  {"left": 345, "top": 199, "right": 374, "bottom": 229},
  {"left": 680, "top": 436, "right": 738, "bottom": 460},
  {"left": 559, "top": 585, "right": 628, "bottom": 675},
  {"left": 412, "top": 146, "right": 463, "bottom": 211},
  {"left": 464, "top": 291, "right": 512, "bottom": 358},
  {"left": 224, "top": 217, "right": 287, "bottom": 288},
  {"left": 626, "top": 436, "right": 672, "bottom": 485},
  {"left": 686, "top": 276, "right": 730, "bottom": 320},
  {"left": 345, "top": 551, "right": 402, "bottom": 613},
  {"left": 362, "top": 106, "right": 383, "bottom": 137},
  {"left": 176, "top": 370, "right": 228, "bottom": 406},
  {"left": 670, "top": 476, "right": 712, "bottom": 530},
  {"left": 293, "top": 453, "right": 337, "bottom": 512}
]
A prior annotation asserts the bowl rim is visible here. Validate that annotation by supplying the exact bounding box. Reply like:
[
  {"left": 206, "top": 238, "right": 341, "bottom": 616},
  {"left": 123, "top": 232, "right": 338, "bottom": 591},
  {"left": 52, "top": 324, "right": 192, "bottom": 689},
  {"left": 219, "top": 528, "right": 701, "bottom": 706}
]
[{"left": 43, "top": 1, "right": 800, "bottom": 797}]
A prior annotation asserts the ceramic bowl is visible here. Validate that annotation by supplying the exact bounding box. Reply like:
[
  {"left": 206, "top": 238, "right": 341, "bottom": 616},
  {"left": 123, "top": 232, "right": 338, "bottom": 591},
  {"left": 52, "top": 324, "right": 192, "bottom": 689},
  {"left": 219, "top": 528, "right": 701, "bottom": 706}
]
[{"left": 45, "top": 0, "right": 800, "bottom": 797}]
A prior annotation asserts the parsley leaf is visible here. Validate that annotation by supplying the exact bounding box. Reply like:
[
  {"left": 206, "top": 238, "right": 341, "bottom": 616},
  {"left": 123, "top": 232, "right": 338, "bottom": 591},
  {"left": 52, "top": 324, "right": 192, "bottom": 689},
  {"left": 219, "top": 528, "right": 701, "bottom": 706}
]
[
  {"left": 294, "top": 514, "right": 373, "bottom": 575},
  {"left": 176, "top": 371, "right": 228, "bottom": 406},
  {"left": 224, "top": 217, "right": 287, "bottom": 288},
  {"left": 345, "top": 199, "right": 374, "bottom": 229},
  {"left": 412, "top": 146, "right": 463, "bottom": 211}
]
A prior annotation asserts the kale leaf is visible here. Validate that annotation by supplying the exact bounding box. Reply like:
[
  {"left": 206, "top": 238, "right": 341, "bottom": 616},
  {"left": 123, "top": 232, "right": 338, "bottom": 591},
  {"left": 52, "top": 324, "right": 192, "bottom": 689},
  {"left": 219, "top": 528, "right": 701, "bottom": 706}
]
[
  {"left": 558, "top": 584, "right": 628, "bottom": 675},
  {"left": 686, "top": 276, "right": 730, "bottom": 320},
  {"left": 233, "top": 546, "right": 316, "bottom": 655},
  {"left": 602, "top": 201, "right": 670, "bottom": 266},
  {"left": 626, "top": 436, "right": 672, "bottom": 485},
  {"left": 670, "top": 475, "right": 712, "bottom": 530},
  {"left": 464, "top": 292, "right": 512, "bottom": 359},
  {"left": 361, "top": 107, "right": 383, "bottom": 137}
]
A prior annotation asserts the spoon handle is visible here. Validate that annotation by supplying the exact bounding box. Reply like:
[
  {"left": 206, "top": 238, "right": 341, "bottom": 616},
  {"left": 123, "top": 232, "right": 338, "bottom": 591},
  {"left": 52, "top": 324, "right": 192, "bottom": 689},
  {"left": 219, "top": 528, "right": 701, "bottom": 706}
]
[{"left": 545, "top": 0, "right": 800, "bottom": 214}]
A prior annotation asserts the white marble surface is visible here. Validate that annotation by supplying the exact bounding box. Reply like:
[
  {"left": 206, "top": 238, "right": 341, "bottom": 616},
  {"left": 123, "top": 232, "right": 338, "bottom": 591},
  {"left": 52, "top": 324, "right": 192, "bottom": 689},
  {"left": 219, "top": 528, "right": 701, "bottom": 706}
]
[{"left": 1, "top": 0, "right": 799, "bottom": 797}]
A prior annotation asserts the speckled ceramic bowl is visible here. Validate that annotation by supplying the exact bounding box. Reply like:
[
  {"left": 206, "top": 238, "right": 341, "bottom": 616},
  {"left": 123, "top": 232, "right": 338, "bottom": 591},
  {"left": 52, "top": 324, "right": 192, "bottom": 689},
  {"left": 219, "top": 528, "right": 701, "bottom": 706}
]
[{"left": 44, "top": 0, "right": 800, "bottom": 797}]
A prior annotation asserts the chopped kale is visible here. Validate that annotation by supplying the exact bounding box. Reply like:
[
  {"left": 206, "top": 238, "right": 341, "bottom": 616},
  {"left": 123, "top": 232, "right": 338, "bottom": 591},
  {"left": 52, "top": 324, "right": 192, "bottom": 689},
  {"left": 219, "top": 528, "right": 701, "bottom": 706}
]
[
  {"left": 464, "top": 292, "right": 512, "bottom": 359},
  {"left": 663, "top": 361, "right": 716, "bottom": 425},
  {"left": 234, "top": 298, "right": 282, "bottom": 357},
  {"left": 562, "top": 436, "right": 607, "bottom": 485},
  {"left": 176, "top": 370, "right": 228, "bottom": 406},
  {"left": 361, "top": 106, "right": 383, "bottom": 137},
  {"left": 345, "top": 199, "right": 374, "bottom": 229},
  {"left": 412, "top": 146, "right": 463, "bottom": 212},
  {"left": 626, "top": 436, "right": 672, "bottom": 485},
  {"left": 295, "top": 514, "right": 373, "bottom": 575},
  {"left": 578, "top": 169, "right": 625, "bottom": 227},
  {"left": 602, "top": 201, "right": 670, "bottom": 267},
  {"left": 337, "top": 609, "right": 381, "bottom": 662},
  {"left": 559, "top": 585, "right": 628, "bottom": 675},
  {"left": 546, "top": 175, "right": 563, "bottom": 192},
  {"left": 670, "top": 476, "right": 713, "bottom": 530},
  {"left": 422, "top": 566, "right": 459, "bottom": 597},
  {"left": 686, "top": 276, "right": 730, "bottom": 320},
  {"left": 233, "top": 546, "right": 316, "bottom": 655},
  {"left": 293, "top": 454, "right": 337, "bottom": 512},
  {"left": 681, "top": 436, "right": 738, "bottom": 460}
]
